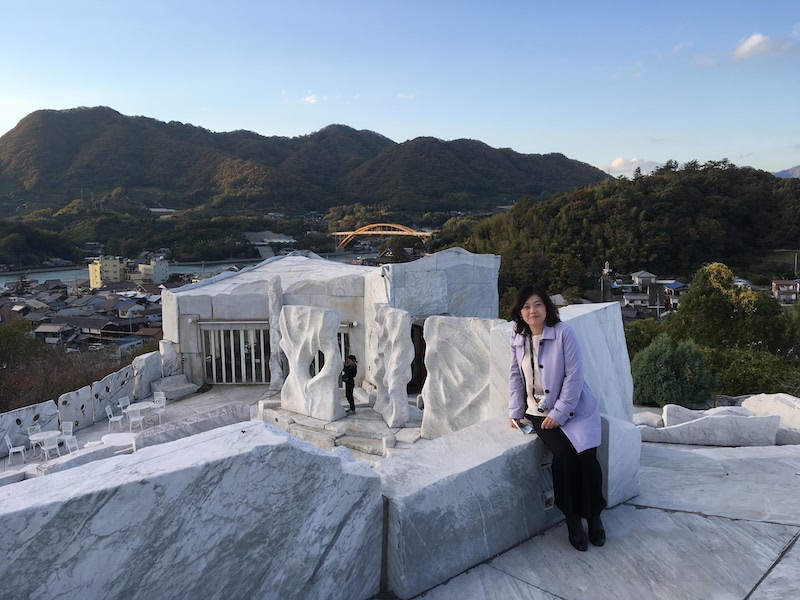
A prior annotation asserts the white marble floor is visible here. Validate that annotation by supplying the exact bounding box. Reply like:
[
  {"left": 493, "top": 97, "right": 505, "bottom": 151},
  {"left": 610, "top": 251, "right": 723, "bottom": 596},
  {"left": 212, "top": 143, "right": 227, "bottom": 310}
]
[{"left": 413, "top": 442, "right": 800, "bottom": 600}]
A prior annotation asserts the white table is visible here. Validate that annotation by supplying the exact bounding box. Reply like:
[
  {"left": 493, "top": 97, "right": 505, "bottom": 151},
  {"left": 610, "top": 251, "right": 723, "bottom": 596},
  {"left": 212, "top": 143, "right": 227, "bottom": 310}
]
[
  {"left": 28, "top": 430, "right": 60, "bottom": 459},
  {"left": 101, "top": 433, "right": 137, "bottom": 453},
  {"left": 124, "top": 401, "right": 155, "bottom": 413}
]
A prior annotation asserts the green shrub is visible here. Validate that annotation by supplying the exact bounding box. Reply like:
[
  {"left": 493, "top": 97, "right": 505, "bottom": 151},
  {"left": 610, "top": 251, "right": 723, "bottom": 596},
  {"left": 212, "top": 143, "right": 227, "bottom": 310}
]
[
  {"left": 631, "top": 334, "right": 714, "bottom": 407},
  {"left": 624, "top": 318, "right": 664, "bottom": 360},
  {"left": 702, "top": 346, "right": 800, "bottom": 396}
]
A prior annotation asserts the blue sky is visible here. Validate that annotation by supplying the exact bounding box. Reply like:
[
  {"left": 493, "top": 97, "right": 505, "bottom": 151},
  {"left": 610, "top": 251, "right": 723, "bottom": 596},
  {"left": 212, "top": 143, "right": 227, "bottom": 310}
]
[{"left": 1, "top": 1, "right": 798, "bottom": 177}]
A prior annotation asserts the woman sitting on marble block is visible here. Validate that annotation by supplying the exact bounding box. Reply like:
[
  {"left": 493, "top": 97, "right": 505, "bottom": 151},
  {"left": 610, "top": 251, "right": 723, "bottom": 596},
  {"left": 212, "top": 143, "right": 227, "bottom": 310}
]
[{"left": 508, "top": 284, "right": 606, "bottom": 552}]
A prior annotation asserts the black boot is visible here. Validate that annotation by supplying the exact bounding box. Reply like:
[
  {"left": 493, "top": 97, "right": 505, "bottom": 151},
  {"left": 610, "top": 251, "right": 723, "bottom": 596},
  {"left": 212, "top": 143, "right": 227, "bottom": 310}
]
[
  {"left": 565, "top": 514, "right": 588, "bottom": 552},
  {"left": 587, "top": 515, "right": 605, "bottom": 547}
]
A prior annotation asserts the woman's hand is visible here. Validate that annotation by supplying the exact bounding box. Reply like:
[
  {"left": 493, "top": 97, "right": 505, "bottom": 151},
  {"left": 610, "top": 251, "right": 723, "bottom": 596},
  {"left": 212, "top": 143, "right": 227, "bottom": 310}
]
[
  {"left": 509, "top": 418, "right": 519, "bottom": 429},
  {"left": 541, "top": 416, "right": 560, "bottom": 430}
]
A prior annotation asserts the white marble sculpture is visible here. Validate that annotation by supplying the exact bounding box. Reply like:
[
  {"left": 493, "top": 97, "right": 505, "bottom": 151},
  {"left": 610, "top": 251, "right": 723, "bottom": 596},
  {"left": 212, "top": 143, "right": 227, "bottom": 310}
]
[
  {"left": 267, "top": 275, "right": 285, "bottom": 387},
  {"left": 159, "top": 340, "right": 182, "bottom": 377},
  {"left": 373, "top": 305, "right": 413, "bottom": 428},
  {"left": 0, "top": 422, "right": 383, "bottom": 600},
  {"left": 279, "top": 305, "right": 345, "bottom": 421},
  {"left": 420, "top": 316, "right": 506, "bottom": 440},
  {"left": 663, "top": 403, "right": 751, "bottom": 427},
  {"left": 57, "top": 385, "right": 93, "bottom": 430}
]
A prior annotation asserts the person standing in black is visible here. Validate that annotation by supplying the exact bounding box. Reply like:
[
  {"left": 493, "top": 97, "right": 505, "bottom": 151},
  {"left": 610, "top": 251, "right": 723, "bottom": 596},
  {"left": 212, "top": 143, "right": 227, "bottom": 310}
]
[{"left": 343, "top": 355, "right": 358, "bottom": 415}]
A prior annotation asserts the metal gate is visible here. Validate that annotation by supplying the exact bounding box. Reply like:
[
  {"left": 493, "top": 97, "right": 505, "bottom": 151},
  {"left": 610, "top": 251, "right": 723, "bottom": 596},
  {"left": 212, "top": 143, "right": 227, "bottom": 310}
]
[{"left": 201, "top": 321, "right": 270, "bottom": 384}]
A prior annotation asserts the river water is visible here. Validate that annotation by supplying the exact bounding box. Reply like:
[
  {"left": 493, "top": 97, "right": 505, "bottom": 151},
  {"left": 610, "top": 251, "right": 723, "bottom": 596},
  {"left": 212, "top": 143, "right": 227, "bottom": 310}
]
[{"left": 0, "top": 253, "right": 373, "bottom": 288}]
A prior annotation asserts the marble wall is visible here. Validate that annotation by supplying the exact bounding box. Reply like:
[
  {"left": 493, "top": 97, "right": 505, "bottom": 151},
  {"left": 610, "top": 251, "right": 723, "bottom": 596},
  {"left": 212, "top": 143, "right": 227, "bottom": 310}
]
[
  {"left": 0, "top": 422, "right": 383, "bottom": 600},
  {"left": 420, "top": 316, "right": 505, "bottom": 440},
  {"left": 0, "top": 399, "right": 58, "bottom": 459}
]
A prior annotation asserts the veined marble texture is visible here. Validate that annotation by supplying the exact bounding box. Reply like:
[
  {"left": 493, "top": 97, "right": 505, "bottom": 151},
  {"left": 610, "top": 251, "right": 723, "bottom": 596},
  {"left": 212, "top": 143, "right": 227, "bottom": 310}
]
[
  {"left": 420, "top": 316, "right": 505, "bottom": 440},
  {"left": 600, "top": 415, "right": 640, "bottom": 507},
  {"left": 559, "top": 302, "right": 633, "bottom": 422},
  {"left": 160, "top": 339, "right": 182, "bottom": 377},
  {"left": 374, "top": 305, "right": 413, "bottom": 428},
  {"left": 662, "top": 403, "right": 750, "bottom": 427},
  {"left": 0, "top": 399, "right": 58, "bottom": 459},
  {"left": 279, "top": 305, "right": 346, "bottom": 421},
  {"left": 0, "top": 422, "right": 383, "bottom": 600},
  {"left": 376, "top": 417, "right": 550, "bottom": 600},
  {"left": 131, "top": 350, "right": 162, "bottom": 399},
  {"left": 56, "top": 385, "right": 93, "bottom": 431},
  {"left": 639, "top": 414, "right": 780, "bottom": 446},
  {"left": 90, "top": 365, "right": 135, "bottom": 426},
  {"left": 267, "top": 275, "right": 286, "bottom": 387}
]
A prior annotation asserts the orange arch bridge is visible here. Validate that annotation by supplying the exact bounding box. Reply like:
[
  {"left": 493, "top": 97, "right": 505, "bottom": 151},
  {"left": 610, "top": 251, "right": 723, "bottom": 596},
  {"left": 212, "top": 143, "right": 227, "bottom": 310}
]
[{"left": 332, "top": 223, "right": 434, "bottom": 250}]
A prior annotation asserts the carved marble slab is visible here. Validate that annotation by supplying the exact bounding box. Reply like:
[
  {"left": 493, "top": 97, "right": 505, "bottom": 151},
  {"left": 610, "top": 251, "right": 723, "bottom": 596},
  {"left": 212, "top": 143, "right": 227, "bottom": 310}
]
[
  {"left": 373, "top": 305, "right": 413, "bottom": 428},
  {"left": 132, "top": 350, "right": 162, "bottom": 399},
  {"left": 90, "top": 365, "right": 135, "bottom": 425},
  {"left": 279, "top": 305, "right": 345, "bottom": 421},
  {"left": 420, "top": 316, "right": 505, "bottom": 440}
]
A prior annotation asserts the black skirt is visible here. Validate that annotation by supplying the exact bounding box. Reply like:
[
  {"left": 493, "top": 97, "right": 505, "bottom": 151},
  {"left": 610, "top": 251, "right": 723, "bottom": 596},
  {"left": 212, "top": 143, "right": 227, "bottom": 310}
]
[{"left": 528, "top": 414, "right": 607, "bottom": 518}]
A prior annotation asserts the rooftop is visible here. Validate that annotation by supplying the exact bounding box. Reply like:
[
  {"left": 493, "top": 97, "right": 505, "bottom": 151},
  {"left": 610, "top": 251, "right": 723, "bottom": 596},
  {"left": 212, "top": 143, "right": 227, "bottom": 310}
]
[{"left": 3, "top": 387, "right": 796, "bottom": 599}]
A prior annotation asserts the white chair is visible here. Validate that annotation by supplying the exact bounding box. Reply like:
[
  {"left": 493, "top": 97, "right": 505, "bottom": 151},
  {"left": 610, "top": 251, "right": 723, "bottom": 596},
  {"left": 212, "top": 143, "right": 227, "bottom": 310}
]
[
  {"left": 5, "top": 435, "right": 26, "bottom": 466},
  {"left": 63, "top": 435, "right": 79, "bottom": 453},
  {"left": 128, "top": 408, "right": 145, "bottom": 433},
  {"left": 148, "top": 395, "right": 167, "bottom": 425},
  {"left": 118, "top": 396, "right": 131, "bottom": 412},
  {"left": 58, "top": 421, "right": 74, "bottom": 446},
  {"left": 41, "top": 435, "right": 61, "bottom": 461},
  {"left": 27, "top": 425, "right": 42, "bottom": 458},
  {"left": 105, "top": 405, "right": 124, "bottom": 431}
]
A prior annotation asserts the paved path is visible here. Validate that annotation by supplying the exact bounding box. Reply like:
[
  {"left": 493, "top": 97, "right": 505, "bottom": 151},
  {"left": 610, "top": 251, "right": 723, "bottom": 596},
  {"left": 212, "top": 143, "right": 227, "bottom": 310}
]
[{"left": 413, "top": 442, "right": 800, "bottom": 600}]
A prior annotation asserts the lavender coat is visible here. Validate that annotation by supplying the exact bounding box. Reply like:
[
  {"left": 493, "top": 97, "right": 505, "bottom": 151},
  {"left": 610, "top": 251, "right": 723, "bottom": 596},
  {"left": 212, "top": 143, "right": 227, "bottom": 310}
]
[{"left": 509, "top": 321, "right": 601, "bottom": 453}]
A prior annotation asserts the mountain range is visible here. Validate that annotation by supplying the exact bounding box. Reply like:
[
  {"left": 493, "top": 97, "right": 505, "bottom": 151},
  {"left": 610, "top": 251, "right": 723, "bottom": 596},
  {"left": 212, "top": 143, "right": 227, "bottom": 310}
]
[{"left": 0, "top": 107, "right": 610, "bottom": 216}]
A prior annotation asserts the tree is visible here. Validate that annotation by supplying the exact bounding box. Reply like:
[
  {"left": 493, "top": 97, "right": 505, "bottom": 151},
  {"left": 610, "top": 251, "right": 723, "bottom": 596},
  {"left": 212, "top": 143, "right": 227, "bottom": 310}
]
[
  {"left": 624, "top": 318, "right": 664, "bottom": 360},
  {"left": 631, "top": 334, "right": 715, "bottom": 407},
  {"left": 666, "top": 262, "right": 789, "bottom": 352}
]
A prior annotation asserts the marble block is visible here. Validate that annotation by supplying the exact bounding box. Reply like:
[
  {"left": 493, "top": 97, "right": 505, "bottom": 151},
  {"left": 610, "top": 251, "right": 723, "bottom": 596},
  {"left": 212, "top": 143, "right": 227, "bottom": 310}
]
[
  {"left": 135, "top": 402, "right": 252, "bottom": 450},
  {"left": 0, "top": 421, "right": 383, "bottom": 600},
  {"left": 90, "top": 366, "right": 135, "bottom": 425},
  {"left": 599, "top": 415, "right": 640, "bottom": 507},
  {"left": 633, "top": 410, "right": 663, "bottom": 428},
  {"left": 662, "top": 403, "right": 751, "bottom": 427},
  {"left": 375, "top": 306, "right": 413, "bottom": 428},
  {"left": 0, "top": 400, "right": 58, "bottom": 459},
  {"left": 160, "top": 340, "right": 182, "bottom": 377},
  {"left": 56, "top": 385, "right": 93, "bottom": 431},
  {"left": 279, "top": 305, "right": 345, "bottom": 422},
  {"left": 776, "top": 427, "right": 800, "bottom": 445},
  {"left": 151, "top": 374, "right": 199, "bottom": 401},
  {"left": 36, "top": 445, "right": 117, "bottom": 476},
  {"left": 396, "top": 270, "right": 448, "bottom": 315},
  {"left": 489, "top": 323, "right": 512, "bottom": 421},
  {"left": 132, "top": 350, "right": 162, "bottom": 399},
  {"left": 420, "top": 316, "right": 506, "bottom": 440},
  {"left": 375, "top": 417, "right": 550, "bottom": 600},
  {"left": 639, "top": 414, "right": 780, "bottom": 446},
  {"left": 559, "top": 302, "right": 633, "bottom": 422},
  {"left": 743, "top": 393, "right": 800, "bottom": 430},
  {"left": 261, "top": 407, "right": 296, "bottom": 430}
]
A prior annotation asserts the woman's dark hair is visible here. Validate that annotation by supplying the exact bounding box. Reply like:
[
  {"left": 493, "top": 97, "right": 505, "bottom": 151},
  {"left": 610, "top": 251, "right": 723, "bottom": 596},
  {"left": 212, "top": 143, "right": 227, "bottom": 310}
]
[
  {"left": 347, "top": 355, "right": 357, "bottom": 363},
  {"left": 508, "top": 284, "right": 561, "bottom": 335}
]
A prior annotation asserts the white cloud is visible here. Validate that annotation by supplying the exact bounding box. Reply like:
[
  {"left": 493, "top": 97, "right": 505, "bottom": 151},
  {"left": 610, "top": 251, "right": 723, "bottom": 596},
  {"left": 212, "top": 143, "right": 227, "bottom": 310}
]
[
  {"left": 397, "top": 92, "right": 416, "bottom": 100},
  {"left": 302, "top": 94, "right": 318, "bottom": 104},
  {"left": 596, "top": 157, "right": 660, "bottom": 178},
  {"left": 672, "top": 42, "right": 690, "bottom": 55},
  {"left": 733, "top": 33, "right": 773, "bottom": 60},
  {"left": 693, "top": 54, "right": 716, "bottom": 67}
]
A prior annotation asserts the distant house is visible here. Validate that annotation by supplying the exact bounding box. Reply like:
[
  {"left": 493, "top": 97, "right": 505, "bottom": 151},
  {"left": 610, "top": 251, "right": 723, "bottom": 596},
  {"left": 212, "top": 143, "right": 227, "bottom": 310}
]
[
  {"left": 630, "top": 271, "right": 657, "bottom": 291},
  {"left": 32, "top": 323, "right": 74, "bottom": 345},
  {"left": 772, "top": 280, "right": 799, "bottom": 304},
  {"left": 664, "top": 281, "right": 690, "bottom": 309},
  {"left": 136, "top": 327, "right": 163, "bottom": 342},
  {"left": 111, "top": 335, "right": 144, "bottom": 358},
  {"left": 622, "top": 293, "right": 649, "bottom": 308},
  {"left": 733, "top": 276, "right": 752, "bottom": 290}
]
